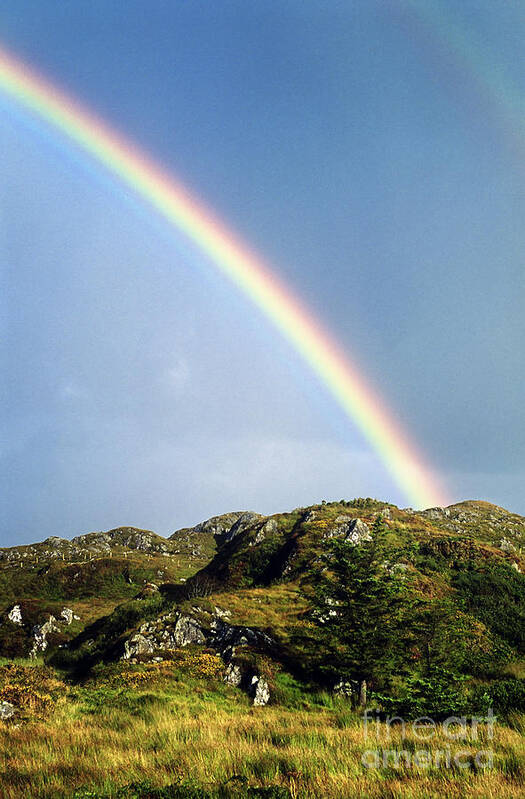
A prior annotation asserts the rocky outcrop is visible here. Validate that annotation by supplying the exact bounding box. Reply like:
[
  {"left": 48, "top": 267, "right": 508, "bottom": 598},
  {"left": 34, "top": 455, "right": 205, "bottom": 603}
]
[
  {"left": 249, "top": 518, "right": 278, "bottom": 547},
  {"left": 324, "top": 518, "right": 372, "bottom": 545},
  {"left": 421, "top": 507, "right": 451, "bottom": 521},
  {"left": 122, "top": 613, "right": 206, "bottom": 660},
  {"left": 1, "top": 604, "right": 80, "bottom": 659},
  {"left": 174, "top": 615, "right": 206, "bottom": 647},
  {"left": 122, "top": 611, "right": 273, "bottom": 663},
  {"left": 123, "top": 633, "right": 155, "bottom": 660},
  {"left": 121, "top": 609, "right": 273, "bottom": 705},
  {"left": 213, "top": 513, "right": 264, "bottom": 546},
  {"left": 170, "top": 511, "right": 264, "bottom": 553},
  {"left": 209, "top": 618, "right": 274, "bottom": 663},
  {"left": 213, "top": 606, "right": 231, "bottom": 620},
  {"left": 30, "top": 615, "right": 62, "bottom": 659},
  {"left": 70, "top": 528, "right": 170, "bottom": 555},
  {"left": 0, "top": 526, "right": 177, "bottom": 569},
  {"left": 223, "top": 662, "right": 270, "bottom": 706},
  {"left": 417, "top": 502, "right": 525, "bottom": 554}
]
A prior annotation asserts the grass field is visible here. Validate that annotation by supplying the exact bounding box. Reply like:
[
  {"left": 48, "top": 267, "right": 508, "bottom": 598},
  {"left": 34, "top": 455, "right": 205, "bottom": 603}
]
[{"left": 1, "top": 659, "right": 523, "bottom": 799}]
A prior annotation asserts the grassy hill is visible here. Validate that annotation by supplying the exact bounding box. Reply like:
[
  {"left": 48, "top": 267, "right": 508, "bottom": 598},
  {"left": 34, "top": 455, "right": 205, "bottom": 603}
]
[{"left": 0, "top": 499, "right": 524, "bottom": 798}]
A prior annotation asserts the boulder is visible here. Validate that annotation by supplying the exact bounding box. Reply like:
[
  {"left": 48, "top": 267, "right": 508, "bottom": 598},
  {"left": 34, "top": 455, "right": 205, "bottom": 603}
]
[
  {"left": 0, "top": 701, "right": 15, "bottom": 720},
  {"left": 250, "top": 675, "right": 270, "bottom": 706},
  {"left": 7, "top": 604, "right": 22, "bottom": 625},
  {"left": 224, "top": 663, "right": 243, "bottom": 686},
  {"left": 333, "top": 680, "right": 357, "bottom": 697},
  {"left": 121, "top": 612, "right": 206, "bottom": 659},
  {"left": 123, "top": 633, "right": 155, "bottom": 660},
  {"left": 174, "top": 615, "right": 206, "bottom": 647},
  {"left": 60, "top": 608, "right": 74, "bottom": 625},
  {"left": 423, "top": 507, "right": 446, "bottom": 521}
]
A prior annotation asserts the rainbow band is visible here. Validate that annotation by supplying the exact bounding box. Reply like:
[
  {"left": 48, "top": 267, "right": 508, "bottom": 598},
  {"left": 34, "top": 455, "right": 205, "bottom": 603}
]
[{"left": 0, "top": 45, "right": 447, "bottom": 509}]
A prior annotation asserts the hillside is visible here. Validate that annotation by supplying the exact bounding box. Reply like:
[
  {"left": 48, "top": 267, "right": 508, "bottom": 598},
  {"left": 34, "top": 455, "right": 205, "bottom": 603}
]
[
  {"left": 1, "top": 500, "right": 523, "bottom": 663},
  {"left": 1, "top": 499, "right": 524, "bottom": 798}
]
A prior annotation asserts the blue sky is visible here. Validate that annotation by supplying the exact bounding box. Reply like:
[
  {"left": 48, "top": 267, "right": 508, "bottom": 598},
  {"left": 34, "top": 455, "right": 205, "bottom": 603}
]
[{"left": 1, "top": 1, "right": 524, "bottom": 545}]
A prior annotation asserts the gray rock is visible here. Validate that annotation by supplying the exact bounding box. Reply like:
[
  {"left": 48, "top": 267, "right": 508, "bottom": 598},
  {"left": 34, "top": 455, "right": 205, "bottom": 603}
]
[
  {"left": 251, "top": 675, "right": 270, "bottom": 706},
  {"left": 122, "top": 612, "right": 206, "bottom": 659},
  {"left": 30, "top": 615, "right": 61, "bottom": 659},
  {"left": 123, "top": 633, "right": 155, "bottom": 660},
  {"left": 325, "top": 518, "right": 371, "bottom": 545},
  {"left": 219, "top": 513, "right": 263, "bottom": 545},
  {"left": 250, "top": 518, "right": 278, "bottom": 547},
  {"left": 210, "top": 619, "right": 274, "bottom": 658},
  {"left": 333, "top": 680, "right": 355, "bottom": 697},
  {"left": 174, "top": 615, "right": 206, "bottom": 647},
  {"left": 171, "top": 511, "right": 263, "bottom": 548},
  {"left": 0, "top": 701, "right": 15, "bottom": 720},
  {"left": 60, "top": 608, "right": 74, "bottom": 625},
  {"left": 224, "top": 663, "right": 243, "bottom": 686},
  {"left": 7, "top": 604, "right": 22, "bottom": 625},
  {"left": 214, "top": 606, "right": 232, "bottom": 620}
]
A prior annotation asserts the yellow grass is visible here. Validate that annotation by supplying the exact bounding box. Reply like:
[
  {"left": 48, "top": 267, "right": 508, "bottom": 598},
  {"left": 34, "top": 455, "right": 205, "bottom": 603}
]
[{"left": 1, "top": 680, "right": 524, "bottom": 798}]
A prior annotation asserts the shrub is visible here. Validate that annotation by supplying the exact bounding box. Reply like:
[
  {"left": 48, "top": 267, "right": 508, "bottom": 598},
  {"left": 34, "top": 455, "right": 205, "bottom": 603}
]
[
  {"left": 372, "top": 668, "right": 469, "bottom": 718},
  {"left": 452, "top": 563, "right": 525, "bottom": 652},
  {"left": 471, "top": 678, "right": 525, "bottom": 714}
]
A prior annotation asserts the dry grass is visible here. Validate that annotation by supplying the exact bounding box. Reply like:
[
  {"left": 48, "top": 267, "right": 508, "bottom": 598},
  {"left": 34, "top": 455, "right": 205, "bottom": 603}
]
[
  {"left": 0, "top": 671, "right": 523, "bottom": 798},
  {"left": 210, "top": 585, "right": 307, "bottom": 640}
]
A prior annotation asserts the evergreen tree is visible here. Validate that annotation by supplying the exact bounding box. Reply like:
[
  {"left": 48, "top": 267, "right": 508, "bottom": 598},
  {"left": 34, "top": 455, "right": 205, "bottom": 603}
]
[{"left": 302, "top": 515, "right": 409, "bottom": 704}]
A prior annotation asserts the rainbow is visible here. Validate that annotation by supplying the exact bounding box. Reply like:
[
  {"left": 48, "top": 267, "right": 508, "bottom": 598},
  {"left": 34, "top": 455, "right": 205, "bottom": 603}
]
[
  {"left": 404, "top": 0, "right": 524, "bottom": 156},
  {"left": 0, "top": 44, "right": 448, "bottom": 509}
]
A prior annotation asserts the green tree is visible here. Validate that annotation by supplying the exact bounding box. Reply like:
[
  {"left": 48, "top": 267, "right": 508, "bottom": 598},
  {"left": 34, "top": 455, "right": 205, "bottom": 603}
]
[
  {"left": 411, "top": 597, "right": 512, "bottom": 676},
  {"left": 302, "top": 516, "right": 409, "bottom": 705}
]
